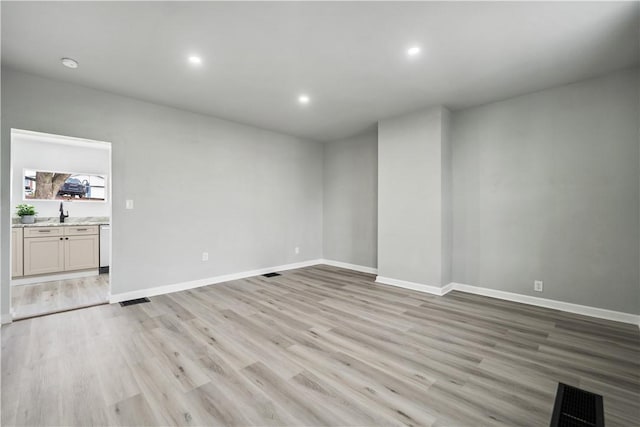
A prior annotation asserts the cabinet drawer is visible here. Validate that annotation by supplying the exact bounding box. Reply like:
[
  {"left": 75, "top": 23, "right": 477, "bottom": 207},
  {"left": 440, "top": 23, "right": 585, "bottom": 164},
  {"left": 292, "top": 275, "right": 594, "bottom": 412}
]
[
  {"left": 65, "top": 226, "right": 99, "bottom": 236},
  {"left": 23, "top": 227, "right": 64, "bottom": 238}
]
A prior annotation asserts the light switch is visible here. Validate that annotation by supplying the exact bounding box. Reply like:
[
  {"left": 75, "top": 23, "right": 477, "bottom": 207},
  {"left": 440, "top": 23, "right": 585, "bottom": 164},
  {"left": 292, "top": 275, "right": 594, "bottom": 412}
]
[{"left": 125, "top": 199, "right": 134, "bottom": 210}]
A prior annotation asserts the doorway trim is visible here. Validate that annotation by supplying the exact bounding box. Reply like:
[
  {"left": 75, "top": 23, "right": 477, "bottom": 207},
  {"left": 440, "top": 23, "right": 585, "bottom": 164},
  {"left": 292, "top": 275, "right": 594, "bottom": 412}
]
[{"left": 8, "top": 128, "right": 113, "bottom": 321}]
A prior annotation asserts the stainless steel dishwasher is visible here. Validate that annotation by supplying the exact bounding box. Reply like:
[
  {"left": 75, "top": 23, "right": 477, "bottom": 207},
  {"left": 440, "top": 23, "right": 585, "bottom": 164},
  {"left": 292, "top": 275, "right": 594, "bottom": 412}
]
[{"left": 99, "top": 224, "right": 110, "bottom": 273}]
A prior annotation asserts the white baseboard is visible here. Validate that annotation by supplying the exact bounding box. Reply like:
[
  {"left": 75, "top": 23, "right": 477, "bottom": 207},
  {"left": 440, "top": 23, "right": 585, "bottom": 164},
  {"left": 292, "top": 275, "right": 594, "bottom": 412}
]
[
  {"left": 109, "top": 259, "right": 323, "bottom": 303},
  {"left": 375, "top": 276, "right": 453, "bottom": 296},
  {"left": 451, "top": 282, "right": 640, "bottom": 326},
  {"left": 1, "top": 313, "right": 13, "bottom": 325},
  {"left": 371, "top": 275, "right": 638, "bottom": 326},
  {"left": 440, "top": 282, "right": 455, "bottom": 295},
  {"left": 321, "top": 259, "right": 378, "bottom": 274},
  {"left": 11, "top": 269, "right": 98, "bottom": 286},
  {"left": 18, "top": 258, "right": 634, "bottom": 328}
]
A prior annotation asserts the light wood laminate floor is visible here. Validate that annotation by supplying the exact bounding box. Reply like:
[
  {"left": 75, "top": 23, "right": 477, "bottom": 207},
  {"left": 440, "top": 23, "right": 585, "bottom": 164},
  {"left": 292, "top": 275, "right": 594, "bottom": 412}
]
[
  {"left": 2, "top": 266, "right": 638, "bottom": 426},
  {"left": 11, "top": 273, "right": 109, "bottom": 320}
]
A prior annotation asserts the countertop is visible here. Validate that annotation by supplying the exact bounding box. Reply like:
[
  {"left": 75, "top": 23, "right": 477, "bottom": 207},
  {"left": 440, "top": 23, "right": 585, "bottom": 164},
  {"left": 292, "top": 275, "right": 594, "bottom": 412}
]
[{"left": 12, "top": 216, "right": 110, "bottom": 228}]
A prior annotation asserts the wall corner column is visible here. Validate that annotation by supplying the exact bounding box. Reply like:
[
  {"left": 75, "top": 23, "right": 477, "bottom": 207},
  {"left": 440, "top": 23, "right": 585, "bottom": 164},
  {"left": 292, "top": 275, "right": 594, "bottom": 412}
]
[{"left": 377, "top": 106, "right": 452, "bottom": 293}]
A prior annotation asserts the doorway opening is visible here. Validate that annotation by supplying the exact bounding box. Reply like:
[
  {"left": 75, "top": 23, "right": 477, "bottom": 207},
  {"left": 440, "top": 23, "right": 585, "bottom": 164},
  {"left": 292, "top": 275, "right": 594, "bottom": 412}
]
[{"left": 9, "top": 129, "right": 112, "bottom": 320}]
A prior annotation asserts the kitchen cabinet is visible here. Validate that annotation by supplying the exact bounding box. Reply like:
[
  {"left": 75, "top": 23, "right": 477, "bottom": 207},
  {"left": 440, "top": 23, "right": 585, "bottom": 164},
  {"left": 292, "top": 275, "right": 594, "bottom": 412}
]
[
  {"left": 64, "top": 235, "right": 99, "bottom": 271},
  {"left": 22, "top": 225, "right": 99, "bottom": 276},
  {"left": 23, "top": 234, "right": 65, "bottom": 276},
  {"left": 11, "top": 228, "right": 23, "bottom": 277}
]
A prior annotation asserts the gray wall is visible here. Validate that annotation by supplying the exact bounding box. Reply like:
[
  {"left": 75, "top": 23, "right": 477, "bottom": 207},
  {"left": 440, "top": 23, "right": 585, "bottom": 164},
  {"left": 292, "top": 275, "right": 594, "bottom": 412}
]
[
  {"left": 2, "top": 66, "right": 636, "bottom": 318},
  {"left": 0, "top": 68, "right": 323, "bottom": 317},
  {"left": 323, "top": 129, "right": 377, "bottom": 268},
  {"left": 451, "top": 67, "right": 640, "bottom": 314},
  {"left": 378, "top": 107, "right": 451, "bottom": 286}
]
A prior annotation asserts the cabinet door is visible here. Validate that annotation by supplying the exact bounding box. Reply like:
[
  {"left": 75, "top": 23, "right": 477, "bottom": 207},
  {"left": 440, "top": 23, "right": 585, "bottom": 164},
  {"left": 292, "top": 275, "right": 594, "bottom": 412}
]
[
  {"left": 64, "top": 235, "right": 99, "bottom": 271},
  {"left": 23, "top": 236, "right": 65, "bottom": 276},
  {"left": 11, "top": 228, "right": 23, "bottom": 277}
]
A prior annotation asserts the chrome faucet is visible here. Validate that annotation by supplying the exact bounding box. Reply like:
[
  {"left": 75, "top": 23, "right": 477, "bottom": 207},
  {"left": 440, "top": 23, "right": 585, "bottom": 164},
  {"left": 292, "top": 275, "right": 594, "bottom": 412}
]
[{"left": 59, "top": 202, "right": 69, "bottom": 223}]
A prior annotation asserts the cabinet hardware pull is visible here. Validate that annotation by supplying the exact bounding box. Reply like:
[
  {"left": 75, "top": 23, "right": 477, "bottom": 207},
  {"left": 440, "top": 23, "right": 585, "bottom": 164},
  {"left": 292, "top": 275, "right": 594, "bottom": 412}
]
[
  {"left": 65, "top": 237, "right": 69, "bottom": 240},
  {"left": 38, "top": 230, "right": 51, "bottom": 232},
  {"left": 76, "top": 228, "right": 88, "bottom": 231},
  {"left": 60, "top": 237, "right": 63, "bottom": 240}
]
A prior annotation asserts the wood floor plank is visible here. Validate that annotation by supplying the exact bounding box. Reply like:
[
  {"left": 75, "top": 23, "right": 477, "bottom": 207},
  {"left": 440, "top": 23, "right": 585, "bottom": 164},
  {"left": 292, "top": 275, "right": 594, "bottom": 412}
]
[
  {"left": 107, "top": 393, "right": 168, "bottom": 426},
  {"left": 11, "top": 273, "right": 109, "bottom": 320},
  {"left": 2, "top": 265, "right": 638, "bottom": 426},
  {"left": 196, "top": 353, "right": 300, "bottom": 426}
]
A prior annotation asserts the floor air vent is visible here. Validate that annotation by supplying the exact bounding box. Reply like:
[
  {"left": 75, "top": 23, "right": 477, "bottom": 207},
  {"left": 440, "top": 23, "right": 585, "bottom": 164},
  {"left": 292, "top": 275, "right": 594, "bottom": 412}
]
[
  {"left": 119, "top": 297, "right": 150, "bottom": 307},
  {"left": 262, "top": 272, "right": 281, "bottom": 278},
  {"left": 550, "top": 383, "right": 604, "bottom": 427}
]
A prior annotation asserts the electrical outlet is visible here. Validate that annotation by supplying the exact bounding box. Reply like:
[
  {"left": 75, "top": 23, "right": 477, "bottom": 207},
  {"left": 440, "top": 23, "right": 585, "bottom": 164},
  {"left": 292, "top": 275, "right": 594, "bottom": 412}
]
[
  {"left": 534, "top": 280, "right": 543, "bottom": 292},
  {"left": 125, "top": 199, "right": 134, "bottom": 210},
  {"left": 202, "top": 252, "right": 209, "bottom": 262},
  {"left": 295, "top": 247, "right": 300, "bottom": 254}
]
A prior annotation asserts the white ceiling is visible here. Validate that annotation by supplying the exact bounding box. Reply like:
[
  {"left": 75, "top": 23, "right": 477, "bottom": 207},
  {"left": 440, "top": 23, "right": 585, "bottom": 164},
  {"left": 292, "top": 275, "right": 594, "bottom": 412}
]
[{"left": 2, "top": 1, "right": 638, "bottom": 142}]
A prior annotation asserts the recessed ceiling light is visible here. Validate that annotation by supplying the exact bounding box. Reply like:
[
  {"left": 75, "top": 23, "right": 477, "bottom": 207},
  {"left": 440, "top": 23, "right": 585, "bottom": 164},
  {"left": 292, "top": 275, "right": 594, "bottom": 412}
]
[
  {"left": 188, "top": 55, "right": 202, "bottom": 65},
  {"left": 61, "top": 58, "right": 79, "bottom": 69},
  {"left": 407, "top": 46, "right": 421, "bottom": 56},
  {"left": 298, "top": 94, "right": 310, "bottom": 105}
]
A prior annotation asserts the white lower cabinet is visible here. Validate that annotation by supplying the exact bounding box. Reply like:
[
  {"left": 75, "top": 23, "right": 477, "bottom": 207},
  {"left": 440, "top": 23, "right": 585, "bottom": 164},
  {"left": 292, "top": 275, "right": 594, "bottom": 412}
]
[
  {"left": 21, "top": 225, "right": 99, "bottom": 276},
  {"left": 23, "top": 235, "right": 65, "bottom": 276},
  {"left": 11, "top": 228, "right": 24, "bottom": 278},
  {"left": 64, "top": 235, "right": 99, "bottom": 271}
]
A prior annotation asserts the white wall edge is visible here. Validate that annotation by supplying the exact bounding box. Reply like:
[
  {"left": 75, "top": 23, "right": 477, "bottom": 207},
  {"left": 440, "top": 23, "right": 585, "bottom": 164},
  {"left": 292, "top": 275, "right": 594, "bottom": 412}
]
[
  {"left": 450, "top": 282, "right": 640, "bottom": 326},
  {"left": 375, "top": 275, "right": 452, "bottom": 296},
  {"left": 109, "top": 259, "right": 323, "bottom": 303},
  {"left": 321, "top": 259, "right": 378, "bottom": 274},
  {"left": 11, "top": 269, "right": 98, "bottom": 286}
]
